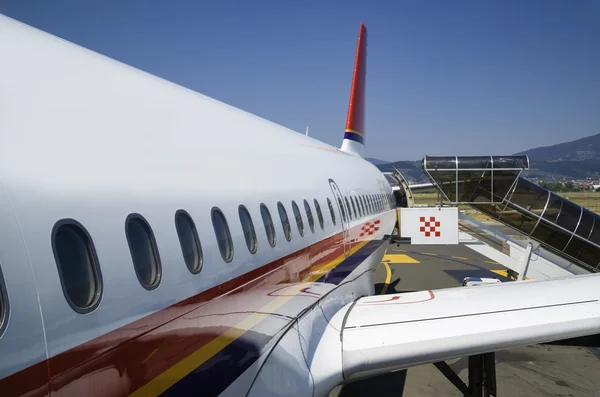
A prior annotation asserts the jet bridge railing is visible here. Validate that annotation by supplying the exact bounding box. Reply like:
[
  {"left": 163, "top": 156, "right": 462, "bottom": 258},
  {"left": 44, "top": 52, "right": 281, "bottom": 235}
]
[{"left": 422, "top": 155, "right": 600, "bottom": 273}]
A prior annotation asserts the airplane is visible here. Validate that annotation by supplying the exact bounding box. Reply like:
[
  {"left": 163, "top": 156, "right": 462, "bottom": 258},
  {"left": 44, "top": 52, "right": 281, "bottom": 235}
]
[{"left": 1, "top": 13, "right": 600, "bottom": 397}]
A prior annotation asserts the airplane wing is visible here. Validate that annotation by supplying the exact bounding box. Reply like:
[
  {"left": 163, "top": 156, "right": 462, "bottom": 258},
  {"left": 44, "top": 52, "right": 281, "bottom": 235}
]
[{"left": 339, "top": 274, "right": 600, "bottom": 382}]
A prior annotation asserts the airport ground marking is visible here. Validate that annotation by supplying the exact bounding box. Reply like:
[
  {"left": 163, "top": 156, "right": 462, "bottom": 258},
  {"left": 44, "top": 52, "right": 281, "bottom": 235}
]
[
  {"left": 420, "top": 252, "right": 437, "bottom": 256},
  {"left": 382, "top": 254, "right": 420, "bottom": 264},
  {"left": 381, "top": 262, "right": 392, "bottom": 295},
  {"left": 451, "top": 256, "right": 469, "bottom": 260},
  {"left": 490, "top": 269, "right": 529, "bottom": 280},
  {"left": 485, "top": 260, "right": 501, "bottom": 265}
]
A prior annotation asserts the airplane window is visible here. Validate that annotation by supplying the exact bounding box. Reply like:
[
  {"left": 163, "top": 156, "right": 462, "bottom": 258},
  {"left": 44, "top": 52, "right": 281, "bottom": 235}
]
[
  {"left": 175, "top": 210, "right": 203, "bottom": 274},
  {"left": 212, "top": 208, "right": 234, "bottom": 262},
  {"left": 0, "top": 263, "right": 6, "bottom": 335},
  {"left": 277, "top": 202, "right": 292, "bottom": 241},
  {"left": 314, "top": 199, "right": 325, "bottom": 230},
  {"left": 292, "top": 201, "right": 304, "bottom": 237},
  {"left": 337, "top": 197, "right": 346, "bottom": 223},
  {"left": 327, "top": 198, "right": 337, "bottom": 226},
  {"left": 344, "top": 197, "right": 353, "bottom": 220},
  {"left": 126, "top": 214, "right": 162, "bottom": 290},
  {"left": 239, "top": 205, "right": 257, "bottom": 254},
  {"left": 304, "top": 200, "right": 315, "bottom": 233},
  {"left": 351, "top": 197, "right": 358, "bottom": 219},
  {"left": 260, "top": 204, "right": 276, "bottom": 247},
  {"left": 52, "top": 220, "right": 103, "bottom": 313}
]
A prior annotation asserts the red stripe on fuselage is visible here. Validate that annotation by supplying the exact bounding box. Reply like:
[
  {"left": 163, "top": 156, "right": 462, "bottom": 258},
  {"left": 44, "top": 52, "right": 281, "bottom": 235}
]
[{"left": 0, "top": 216, "right": 389, "bottom": 397}]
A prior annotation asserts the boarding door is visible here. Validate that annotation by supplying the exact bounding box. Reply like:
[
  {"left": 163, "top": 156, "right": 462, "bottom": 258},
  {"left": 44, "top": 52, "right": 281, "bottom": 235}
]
[{"left": 329, "top": 179, "right": 351, "bottom": 257}]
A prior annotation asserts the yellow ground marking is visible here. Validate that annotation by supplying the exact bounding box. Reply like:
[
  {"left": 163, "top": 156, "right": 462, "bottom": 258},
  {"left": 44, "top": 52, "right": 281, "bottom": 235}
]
[
  {"left": 490, "top": 269, "right": 529, "bottom": 280},
  {"left": 420, "top": 252, "right": 437, "bottom": 256},
  {"left": 381, "top": 254, "right": 420, "bottom": 264},
  {"left": 380, "top": 262, "right": 392, "bottom": 295},
  {"left": 451, "top": 256, "right": 469, "bottom": 260},
  {"left": 129, "top": 240, "right": 370, "bottom": 397},
  {"left": 485, "top": 260, "right": 501, "bottom": 265}
]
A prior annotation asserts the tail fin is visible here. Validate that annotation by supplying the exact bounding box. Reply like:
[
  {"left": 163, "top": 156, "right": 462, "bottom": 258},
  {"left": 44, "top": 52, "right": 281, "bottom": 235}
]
[{"left": 340, "top": 23, "right": 367, "bottom": 158}]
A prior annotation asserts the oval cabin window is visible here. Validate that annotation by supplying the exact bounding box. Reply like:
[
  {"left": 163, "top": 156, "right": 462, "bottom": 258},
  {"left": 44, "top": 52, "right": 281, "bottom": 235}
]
[
  {"left": 292, "top": 201, "right": 304, "bottom": 237},
  {"left": 327, "top": 198, "right": 336, "bottom": 226},
  {"left": 52, "top": 220, "right": 103, "bottom": 312},
  {"left": 277, "top": 202, "right": 292, "bottom": 241},
  {"left": 0, "top": 264, "right": 8, "bottom": 334},
  {"left": 260, "top": 204, "right": 276, "bottom": 247},
  {"left": 239, "top": 205, "right": 258, "bottom": 254},
  {"left": 304, "top": 200, "right": 315, "bottom": 233},
  {"left": 212, "top": 208, "right": 234, "bottom": 262},
  {"left": 175, "top": 210, "right": 203, "bottom": 274},
  {"left": 344, "top": 197, "right": 352, "bottom": 220},
  {"left": 126, "top": 215, "right": 162, "bottom": 290},
  {"left": 337, "top": 197, "right": 346, "bottom": 223},
  {"left": 314, "top": 199, "right": 325, "bottom": 230},
  {"left": 354, "top": 196, "right": 361, "bottom": 218}
]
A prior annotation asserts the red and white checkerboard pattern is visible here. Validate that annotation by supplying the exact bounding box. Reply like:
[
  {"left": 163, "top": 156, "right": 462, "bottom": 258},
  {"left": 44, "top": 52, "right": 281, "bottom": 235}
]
[
  {"left": 359, "top": 220, "right": 380, "bottom": 237},
  {"left": 420, "top": 216, "right": 440, "bottom": 237}
]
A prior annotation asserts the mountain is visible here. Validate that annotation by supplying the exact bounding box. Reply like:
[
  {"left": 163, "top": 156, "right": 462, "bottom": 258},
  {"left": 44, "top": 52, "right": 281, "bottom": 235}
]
[
  {"left": 369, "top": 133, "right": 600, "bottom": 182},
  {"left": 515, "top": 133, "right": 600, "bottom": 161},
  {"left": 365, "top": 157, "right": 390, "bottom": 166}
]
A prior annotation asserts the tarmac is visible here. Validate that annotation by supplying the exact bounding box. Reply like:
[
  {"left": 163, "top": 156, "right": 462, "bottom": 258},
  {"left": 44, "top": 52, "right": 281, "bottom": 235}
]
[{"left": 336, "top": 220, "right": 600, "bottom": 397}]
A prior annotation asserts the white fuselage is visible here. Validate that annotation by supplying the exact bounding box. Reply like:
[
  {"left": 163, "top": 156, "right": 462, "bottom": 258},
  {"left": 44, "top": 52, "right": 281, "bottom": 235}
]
[{"left": 0, "top": 15, "right": 395, "bottom": 397}]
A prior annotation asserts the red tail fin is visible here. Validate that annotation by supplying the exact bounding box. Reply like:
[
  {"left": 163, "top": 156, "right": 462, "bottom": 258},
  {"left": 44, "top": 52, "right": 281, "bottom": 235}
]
[{"left": 341, "top": 23, "right": 367, "bottom": 157}]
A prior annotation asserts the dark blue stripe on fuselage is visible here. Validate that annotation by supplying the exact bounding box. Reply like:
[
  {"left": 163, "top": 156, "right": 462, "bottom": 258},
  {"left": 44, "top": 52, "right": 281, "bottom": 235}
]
[
  {"left": 160, "top": 236, "right": 388, "bottom": 396},
  {"left": 160, "top": 329, "right": 272, "bottom": 397},
  {"left": 344, "top": 132, "right": 364, "bottom": 144},
  {"left": 317, "top": 238, "right": 387, "bottom": 285}
]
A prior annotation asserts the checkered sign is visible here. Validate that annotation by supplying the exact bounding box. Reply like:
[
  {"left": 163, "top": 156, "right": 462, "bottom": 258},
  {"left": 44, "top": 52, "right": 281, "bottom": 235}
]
[
  {"left": 420, "top": 216, "right": 440, "bottom": 237},
  {"left": 400, "top": 207, "right": 458, "bottom": 244},
  {"left": 360, "top": 220, "right": 380, "bottom": 237}
]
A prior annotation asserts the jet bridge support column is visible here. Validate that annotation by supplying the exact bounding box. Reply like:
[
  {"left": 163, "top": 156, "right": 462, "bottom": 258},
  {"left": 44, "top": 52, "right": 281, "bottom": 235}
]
[{"left": 433, "top": 353, "right": 497, "bottom": 397}]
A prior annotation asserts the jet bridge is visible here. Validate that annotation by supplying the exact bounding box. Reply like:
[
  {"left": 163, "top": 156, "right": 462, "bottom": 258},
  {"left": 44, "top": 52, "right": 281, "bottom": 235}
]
[{"left": 422, "top": 155, "right": 600, "bottom": 273}]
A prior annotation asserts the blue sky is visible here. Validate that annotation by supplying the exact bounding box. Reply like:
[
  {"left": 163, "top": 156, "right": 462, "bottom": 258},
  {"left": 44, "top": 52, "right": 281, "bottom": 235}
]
[{"left": 2, "top": 1, "right": 599, "bottom": 161}]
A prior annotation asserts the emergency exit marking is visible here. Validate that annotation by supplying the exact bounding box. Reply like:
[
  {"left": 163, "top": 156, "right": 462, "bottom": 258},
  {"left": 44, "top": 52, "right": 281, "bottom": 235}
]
[{"left": 419, "top": 216, "right": 440, "bottom": 237}]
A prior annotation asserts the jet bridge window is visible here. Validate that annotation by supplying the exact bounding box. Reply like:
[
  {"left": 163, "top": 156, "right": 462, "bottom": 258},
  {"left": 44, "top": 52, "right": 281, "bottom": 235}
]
[
  {"left": 52, "top": 220, "right": 103, "bottom": 313},
  {"left": 292, "top": 201, "right": 304, "bottom": 237},
  {"left": 304, "top": 200, "right": 315, "bottom": 233},
  {"left": 352, "top": 197, "right": 358, "bottom": 218},
  {"left": 126, "top": 214, "right": 162, "bottom": 290},
  {"left": 360, "top": 196, "right": 366, "bottom": 215},
  {"left": 239, "top": 205, "right": 257, "bottom": 254},
  {"left": 212, "top": 208, "right": 234, "bottom": 262},
  {"left": 260, "top": 204, "right": 276, "bottom": 247},
  {"left": 175, "top": 210, "right": 203, "bottom": 274},
  {"left": 277, "top": 202, "right": 292, "bottom": 242},
  {"left": 314, "top": 199, "right": 325, "bottom": 230},
  {"left": 327, "top": 198, "right": 337, "bottom": 226}
]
